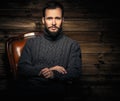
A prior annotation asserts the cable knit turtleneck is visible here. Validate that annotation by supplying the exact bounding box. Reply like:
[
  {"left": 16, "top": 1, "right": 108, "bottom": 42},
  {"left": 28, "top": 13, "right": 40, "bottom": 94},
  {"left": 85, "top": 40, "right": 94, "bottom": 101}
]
[{"left": 18, "top": 31, "right": 82, "bottom": 83}]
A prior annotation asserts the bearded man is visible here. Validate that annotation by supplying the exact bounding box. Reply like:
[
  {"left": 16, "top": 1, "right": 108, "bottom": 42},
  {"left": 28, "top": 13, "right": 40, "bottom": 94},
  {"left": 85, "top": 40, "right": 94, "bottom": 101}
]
[{"left": 14, "top": 1, "right": 82, "bottom": 100}]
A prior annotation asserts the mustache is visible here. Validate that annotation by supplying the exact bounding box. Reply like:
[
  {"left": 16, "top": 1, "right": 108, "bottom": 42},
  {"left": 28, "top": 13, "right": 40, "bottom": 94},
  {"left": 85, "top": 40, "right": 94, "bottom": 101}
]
[{"left": 48, "top": 25, "right": 59, "bottom": 29}]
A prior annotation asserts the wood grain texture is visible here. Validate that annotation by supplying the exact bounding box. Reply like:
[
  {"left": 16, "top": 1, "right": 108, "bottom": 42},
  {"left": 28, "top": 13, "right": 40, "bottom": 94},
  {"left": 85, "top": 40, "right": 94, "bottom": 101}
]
[{"left": 0, "top": 0, "right": 120, "bottom": 100}]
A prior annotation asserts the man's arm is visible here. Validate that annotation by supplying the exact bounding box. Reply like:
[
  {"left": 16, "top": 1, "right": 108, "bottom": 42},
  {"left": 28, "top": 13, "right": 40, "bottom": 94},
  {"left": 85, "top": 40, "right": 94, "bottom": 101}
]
[
  {"left": 51, "top": 42, "right": 82, "bottom": 81},
  {"left": 39, "top": 66, "right": 67, "bottom": 79},
  {"left": 17, "top": 39, "right": 43, "bottom": 77}
]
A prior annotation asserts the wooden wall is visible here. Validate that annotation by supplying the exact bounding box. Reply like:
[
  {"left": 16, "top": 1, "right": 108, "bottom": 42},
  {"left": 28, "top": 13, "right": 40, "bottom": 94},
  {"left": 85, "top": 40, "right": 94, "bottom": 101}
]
[{"left": 0, "top": 0, "right": 120, "bottom": 100}]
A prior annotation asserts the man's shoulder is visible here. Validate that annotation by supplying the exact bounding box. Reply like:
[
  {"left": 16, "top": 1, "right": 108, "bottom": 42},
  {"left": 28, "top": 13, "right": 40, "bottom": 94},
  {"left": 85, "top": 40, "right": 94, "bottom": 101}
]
[{"left": 63, "top": 35, "right": 79, "bottom": 44}]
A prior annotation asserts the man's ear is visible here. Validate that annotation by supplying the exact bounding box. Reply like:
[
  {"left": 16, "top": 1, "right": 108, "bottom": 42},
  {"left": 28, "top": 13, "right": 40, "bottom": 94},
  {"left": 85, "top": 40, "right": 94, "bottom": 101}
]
[{"left": 42, "top": 17, "right": 45, "bottom": 24}]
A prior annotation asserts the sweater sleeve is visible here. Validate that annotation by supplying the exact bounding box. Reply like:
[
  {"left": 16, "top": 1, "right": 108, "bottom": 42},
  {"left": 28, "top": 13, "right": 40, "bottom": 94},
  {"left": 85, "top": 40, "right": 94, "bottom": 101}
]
[
  {"left": 53, "top": 41, "right": 82, "bottom": 81},
  {"left": 17, "top": 39, "right": 42, "bottom": 77}
]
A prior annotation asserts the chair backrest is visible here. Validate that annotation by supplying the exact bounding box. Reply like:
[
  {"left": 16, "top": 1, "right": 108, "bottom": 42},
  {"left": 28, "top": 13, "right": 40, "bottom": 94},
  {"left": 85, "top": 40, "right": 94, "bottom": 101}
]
[{"left": 6, "top": 32, "right": 41, "bottom": 79}]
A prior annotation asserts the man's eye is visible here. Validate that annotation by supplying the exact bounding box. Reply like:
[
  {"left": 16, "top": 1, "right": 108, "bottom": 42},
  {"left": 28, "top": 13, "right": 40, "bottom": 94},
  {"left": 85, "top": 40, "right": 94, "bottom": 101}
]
[
  {"left": 46, "top": 17, "right": 52, "bottom": 20},
  {"left": 56, "top": 17, "right": 61, "bottom": 20}
]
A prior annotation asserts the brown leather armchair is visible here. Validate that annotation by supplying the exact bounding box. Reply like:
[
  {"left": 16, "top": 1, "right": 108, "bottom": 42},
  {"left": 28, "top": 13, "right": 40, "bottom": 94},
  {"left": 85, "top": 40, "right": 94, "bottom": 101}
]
[{"left": 6, "top": 32, "right": 41, "bottom": 79}]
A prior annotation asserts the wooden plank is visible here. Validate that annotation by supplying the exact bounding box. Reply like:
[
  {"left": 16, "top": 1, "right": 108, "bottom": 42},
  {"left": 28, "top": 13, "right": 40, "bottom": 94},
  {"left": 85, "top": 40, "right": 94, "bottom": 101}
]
[
  {"left": 102, "top": 32, "right": 120, "bottom": 43},
  {"left": 65, "top": 31, "right": 101, "bottom": 42},
  {"left": 0, "top": 18, "right": 36, "bottom": 30},
  {"left": 0, "top": 8, "right": 105, "bottom": 18},
  {"left": 82, "top": 52, "right": 120, "bottom": 65},
  {"left": 80, "top": 43, "right": 112, "bottom": 53},
  {"left": 83, "top": 63, "right": 120, "bottom": 74},
  {"left": 0, "top": 18, "right": 119, "bottom": 31},
  {"left": 0, "top": 0, "right": 117, "bottom": 19},
  {"left": 82, "top": 53, "right": 99, "bottom": 64}
]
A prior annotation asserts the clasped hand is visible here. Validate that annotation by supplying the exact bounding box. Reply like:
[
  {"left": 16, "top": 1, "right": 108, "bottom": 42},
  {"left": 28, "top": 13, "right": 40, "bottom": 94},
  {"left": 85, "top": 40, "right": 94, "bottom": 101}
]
[{"left": 39, "top": 66, "right": 67, "bottom": 79}]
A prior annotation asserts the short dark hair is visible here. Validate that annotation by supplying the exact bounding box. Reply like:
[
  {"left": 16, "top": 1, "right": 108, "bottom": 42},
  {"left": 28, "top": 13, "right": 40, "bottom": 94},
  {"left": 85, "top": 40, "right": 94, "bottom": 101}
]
[{"left": 42, "top": 1, "right": 64, "bottom": 17}]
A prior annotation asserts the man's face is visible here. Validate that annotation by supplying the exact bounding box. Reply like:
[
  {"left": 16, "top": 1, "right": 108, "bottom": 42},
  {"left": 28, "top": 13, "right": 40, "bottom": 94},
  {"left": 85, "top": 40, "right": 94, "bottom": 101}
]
[{"left": 42, "top": 7, "right": 64, "bottom": 33}]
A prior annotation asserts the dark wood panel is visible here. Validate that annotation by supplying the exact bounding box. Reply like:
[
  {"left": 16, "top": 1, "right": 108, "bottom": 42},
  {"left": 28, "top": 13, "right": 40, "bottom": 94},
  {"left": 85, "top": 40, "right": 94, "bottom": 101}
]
[
  {"left": 102, "top": 32, "right": 120, "bottom": 43},
  {"left": 0, "top": 0, "right": 118, "bottom": 19},
  {"left": 82, "top": 53, "right": 120, "bottom": 64},
  {"left": 83, "top": 64, "right": 120, "bottom": 74},
  {"left": 0, "top": 18, "right": 119, "bottom": 31},
  {"left": 0, "top": 0, "right": 119, "bottom": 100},
  {"left": 66, "top": 31, "right": 101, "bottom": 42},
  {"left": 0, "top": 8, "right": 111, "bottom": 18},
  {"left": 81, "top": 43, "right": 112, "bottom": 54}
]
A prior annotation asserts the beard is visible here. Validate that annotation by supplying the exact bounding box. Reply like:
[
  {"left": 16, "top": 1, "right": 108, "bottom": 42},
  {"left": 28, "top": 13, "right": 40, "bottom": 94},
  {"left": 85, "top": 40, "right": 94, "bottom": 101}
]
[{"left": 44, "top": 25, "right": 63, "bottom": 38}]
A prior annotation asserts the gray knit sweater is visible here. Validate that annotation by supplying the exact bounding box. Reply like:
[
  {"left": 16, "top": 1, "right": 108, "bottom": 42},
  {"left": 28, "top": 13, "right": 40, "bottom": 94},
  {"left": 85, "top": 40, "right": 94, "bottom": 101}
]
[{"left": 18, "top": 32, "right": 82, "bottom": 83}]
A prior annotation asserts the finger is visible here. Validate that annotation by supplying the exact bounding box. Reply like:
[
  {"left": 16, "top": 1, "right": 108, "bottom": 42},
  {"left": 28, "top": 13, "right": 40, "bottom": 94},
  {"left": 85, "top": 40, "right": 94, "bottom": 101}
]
[
  {"left": 43, "top": 73, "right": 50, "bottom": 78},
  {"left": 43, "top": 71, "right": 52, "bottom": 78},
  {"left": 58, "top": 67, "right": 67, "bottom": 73},
  {"left": 56, "top": 69, "right": 67, "bottom": 74},
  {"left": 40, "top": 68, "right": 49, "bottom": 74},
  {"left": 42, "top": 70, "right": 50, "bottom": 76}
]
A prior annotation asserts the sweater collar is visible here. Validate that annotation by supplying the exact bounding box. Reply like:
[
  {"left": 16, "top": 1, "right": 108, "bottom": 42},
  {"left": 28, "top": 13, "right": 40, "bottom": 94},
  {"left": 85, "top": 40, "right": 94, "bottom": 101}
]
[{"left": 43, "top": 29, "right": 63, "bottom": 41}]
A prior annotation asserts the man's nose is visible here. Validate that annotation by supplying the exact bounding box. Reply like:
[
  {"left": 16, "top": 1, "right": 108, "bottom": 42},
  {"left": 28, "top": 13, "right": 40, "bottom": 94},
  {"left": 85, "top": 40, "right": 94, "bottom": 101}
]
[{"left": 52, "top": 19, "right": 56, "bottom": 25}]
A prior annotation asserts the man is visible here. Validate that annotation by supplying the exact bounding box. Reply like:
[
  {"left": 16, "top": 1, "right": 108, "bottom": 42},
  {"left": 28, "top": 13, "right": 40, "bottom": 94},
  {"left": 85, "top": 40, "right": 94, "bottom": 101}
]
[{"left": 16, "top": 1, "right": 82, "bottom": 100}]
